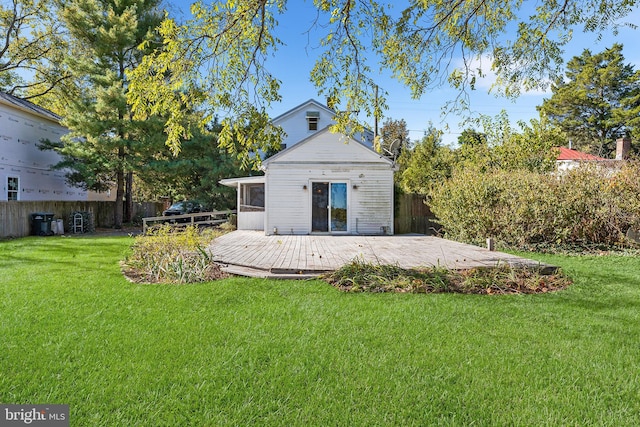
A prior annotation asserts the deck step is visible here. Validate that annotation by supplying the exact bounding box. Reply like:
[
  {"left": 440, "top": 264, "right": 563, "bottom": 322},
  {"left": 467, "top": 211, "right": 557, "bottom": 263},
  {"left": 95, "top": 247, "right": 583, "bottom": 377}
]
[{"left": 219, "top": 263, "right": 325, "bottom": 280}]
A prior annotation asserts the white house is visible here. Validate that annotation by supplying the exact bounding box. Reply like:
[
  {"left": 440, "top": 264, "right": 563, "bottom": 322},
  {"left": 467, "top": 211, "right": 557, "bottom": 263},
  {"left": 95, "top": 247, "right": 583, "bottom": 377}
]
[
  {"left": 272, "top": 98, "right": 374, "bottom": 150},
  {"left": 555, "top": 146, "right": 608, "bottom": 172},
  {"left": 221, "top": 100, "right": 395, "bottom": 235},
  {"left": 0, "top": 92, "right": 113, "bottom": 202},
  {"left": 555, "top": 137, "right": 631, "bottom": 172}
]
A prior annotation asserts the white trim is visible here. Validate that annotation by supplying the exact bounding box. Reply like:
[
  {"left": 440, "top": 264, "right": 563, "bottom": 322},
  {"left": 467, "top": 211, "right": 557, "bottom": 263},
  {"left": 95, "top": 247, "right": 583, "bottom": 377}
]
[
  {"left": 7, "top": 175, "right": 19, "bottom": 201},
  {"left": 309, "top": 180, "right": 350, "bottom": 234},
  {"left": 262, "top": 126, "right": 394, "bottom": 168},
  {"left": 219, "top": 176, "right": 265, "bottom": 188},
  {"left": 271, "top": 99, "right": 335, "bottom": 124}
]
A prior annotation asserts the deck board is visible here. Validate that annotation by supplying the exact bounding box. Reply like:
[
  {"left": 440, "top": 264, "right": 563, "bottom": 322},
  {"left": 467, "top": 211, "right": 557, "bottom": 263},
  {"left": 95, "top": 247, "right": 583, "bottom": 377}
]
[{"left": 209, "top": 231, "right": 552, "bottom": 278}]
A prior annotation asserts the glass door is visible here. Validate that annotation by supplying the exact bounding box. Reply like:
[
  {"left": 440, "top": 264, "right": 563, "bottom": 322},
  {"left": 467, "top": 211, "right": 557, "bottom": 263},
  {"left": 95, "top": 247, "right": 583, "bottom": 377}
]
[
  {"left": 312, "top": 182, "right": 329, "bottom": 232},
  {"left": 330, "top": 183, "right": 347, "bottom": 232},
  {"left": 311, "top": 182, "right": 348, "bottom": 233}
]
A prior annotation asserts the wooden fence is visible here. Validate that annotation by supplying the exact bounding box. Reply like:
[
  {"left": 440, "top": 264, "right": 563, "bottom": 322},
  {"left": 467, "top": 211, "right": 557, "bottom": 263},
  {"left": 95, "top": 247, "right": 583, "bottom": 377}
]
[
  {"left": 0, "top": 201, "right": 163, "bottom": 238},
  {"left": 3, "top": 196, "right": 435, "bottom": 237},
  {"left": 394, "top": 193, "right": 439, "bottom": 235},
  {"left": 142, "top": 210, "right": 236, "bottom": 233}
]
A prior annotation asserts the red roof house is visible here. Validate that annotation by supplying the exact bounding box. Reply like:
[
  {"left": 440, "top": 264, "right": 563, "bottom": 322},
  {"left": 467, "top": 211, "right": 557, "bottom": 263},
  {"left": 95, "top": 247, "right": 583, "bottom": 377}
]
[{"left": 556, "top": 147, "right": 607, "bottom": 161}]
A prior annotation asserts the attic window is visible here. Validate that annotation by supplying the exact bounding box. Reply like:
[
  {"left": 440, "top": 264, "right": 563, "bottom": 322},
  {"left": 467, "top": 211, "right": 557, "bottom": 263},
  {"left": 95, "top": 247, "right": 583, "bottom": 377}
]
[{"left": 306, "top": 111, "right": 319, "bottom": 131}]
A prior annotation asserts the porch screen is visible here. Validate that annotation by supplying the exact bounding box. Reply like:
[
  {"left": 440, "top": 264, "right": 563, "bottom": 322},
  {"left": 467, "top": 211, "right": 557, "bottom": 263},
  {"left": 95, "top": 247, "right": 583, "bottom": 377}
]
[{"left": 240, "top": 183, "right": 265, "bottom": 212}]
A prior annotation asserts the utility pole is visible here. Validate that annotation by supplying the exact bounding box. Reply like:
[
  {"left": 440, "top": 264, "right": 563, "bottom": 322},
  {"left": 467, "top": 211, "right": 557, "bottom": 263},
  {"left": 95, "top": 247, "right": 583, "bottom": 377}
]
[{"left": 374, "top": 84, "right": 379, "bottom": 138}]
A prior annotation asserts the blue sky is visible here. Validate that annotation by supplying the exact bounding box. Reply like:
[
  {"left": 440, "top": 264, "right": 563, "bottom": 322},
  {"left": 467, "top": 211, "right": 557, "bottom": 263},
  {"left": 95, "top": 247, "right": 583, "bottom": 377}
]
[{"left": 171, "top": 1, "right": 640, "bottom": 146}]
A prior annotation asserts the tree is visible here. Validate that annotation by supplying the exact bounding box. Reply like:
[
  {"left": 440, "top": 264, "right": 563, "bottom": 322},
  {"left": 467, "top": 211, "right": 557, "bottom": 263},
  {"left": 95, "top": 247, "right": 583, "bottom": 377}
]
[
  {"left": 539, "top": 44, "right": 640, "bottom": 156},
  {"left": 42, "top": 0, "right": 164, "bottom": 228},
  {"left": 456, "top": 111, "right": 562, "bottom": 173},
  {"left": 493, "top": 116, "right": 563, "bottom": 173},
  {"left": 135, "top": 122, "right": 246, "bottom": 210},
  {"left": 0, "top": 0, "right": 70, "bottom": 100},
  {"left": 400, "top": 124, "right": 453, "bottom": 195},
  {"left": 376, "top": 118, "right": 409, "bottom": 156},
  {"left": 458, "top": 129, "right": 487, "bottom": 147},
  {"left": 127, "top": 0, "right": 639, "bottom": 159}
]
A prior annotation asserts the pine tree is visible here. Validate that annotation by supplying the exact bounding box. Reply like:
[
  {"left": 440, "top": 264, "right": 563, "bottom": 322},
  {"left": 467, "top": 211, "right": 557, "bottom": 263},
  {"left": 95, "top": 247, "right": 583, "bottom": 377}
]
[
  {"left": 51, "top": 0, "right": 163, "bottom": 227},
  {"left": 135, "top": 121, "right": 246, "bottom": 210},
  {"left": 539, "top": 44, "right": 640, "bottom": 156}
]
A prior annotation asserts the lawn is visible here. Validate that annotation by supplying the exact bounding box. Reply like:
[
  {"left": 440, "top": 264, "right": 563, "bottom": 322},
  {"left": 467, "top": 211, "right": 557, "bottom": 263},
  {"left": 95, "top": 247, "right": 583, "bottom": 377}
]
[{"left": 1, "top": 236, "right": 639, "bottom": 426}]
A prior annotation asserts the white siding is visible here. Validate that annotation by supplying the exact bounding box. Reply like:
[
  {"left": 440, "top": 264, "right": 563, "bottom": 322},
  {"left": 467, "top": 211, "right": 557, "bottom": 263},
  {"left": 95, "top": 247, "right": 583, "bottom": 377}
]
[
  {"left": 238, "top": 211, "right": 264, "bottom": 230},
  {"left": 350, "top": 168, "right": 394, "bottom": 235},
  {"left": 264, "top": 128, "right": 394, "bottom": 235},
  {"left": 265, "top": 164, "right": 393, "bottom": 235},
  {"left": 264, "top": 165, "right": 310, "bottom": 234},
  {"left": 271, "top": 99, "right": 374, "bottom": 149},
  {"left": 275, "top": 106, "right": 334, "bottom": 150}
]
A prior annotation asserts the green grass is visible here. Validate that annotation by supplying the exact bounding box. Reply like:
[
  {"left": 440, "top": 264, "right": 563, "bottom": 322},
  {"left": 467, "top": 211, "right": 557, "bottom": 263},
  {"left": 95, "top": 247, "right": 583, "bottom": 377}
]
[{"left": 1, "top": 236, "right": 639, "bottom": 426}]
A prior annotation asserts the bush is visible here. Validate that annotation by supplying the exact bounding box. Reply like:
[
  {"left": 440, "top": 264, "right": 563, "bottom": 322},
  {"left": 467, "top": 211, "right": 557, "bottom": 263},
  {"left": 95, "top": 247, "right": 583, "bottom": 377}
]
[
  {"left": 429, "top": 161, "right": 640, "bottom": 249},
  {"left": 124, "top": 225, "right": 228, "bottom": 283},
  {"left": 325, "top": 259, "right": 570, "bottom": 294}
]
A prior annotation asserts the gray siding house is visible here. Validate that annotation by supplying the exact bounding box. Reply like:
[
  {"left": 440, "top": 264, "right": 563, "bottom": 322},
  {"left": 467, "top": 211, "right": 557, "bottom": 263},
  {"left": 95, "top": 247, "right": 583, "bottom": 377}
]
[{"left": 0, "top": 92, "right": 113, "bottom": 202}]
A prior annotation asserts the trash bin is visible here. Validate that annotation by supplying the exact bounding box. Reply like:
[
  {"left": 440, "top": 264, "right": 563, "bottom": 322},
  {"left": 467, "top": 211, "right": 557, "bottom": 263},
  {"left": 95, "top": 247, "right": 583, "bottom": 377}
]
[
  {"left": 31, "top": 212, "right": 55, "bottom": 236},
  {"left": 54, "top": 219, "right": 65, "bottom": 235}
]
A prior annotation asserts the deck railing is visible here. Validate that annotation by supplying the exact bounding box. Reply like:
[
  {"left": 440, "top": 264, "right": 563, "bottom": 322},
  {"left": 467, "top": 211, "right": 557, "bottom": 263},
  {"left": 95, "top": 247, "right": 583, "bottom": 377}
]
[{"left": 142, "top": 210, "right": 236, "bottom": 233}]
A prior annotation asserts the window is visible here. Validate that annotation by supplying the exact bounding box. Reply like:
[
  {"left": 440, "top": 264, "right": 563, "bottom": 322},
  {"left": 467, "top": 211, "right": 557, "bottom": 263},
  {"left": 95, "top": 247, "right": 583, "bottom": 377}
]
[
  {"left": 240, "top": 183, "right": 264, "bottom": 212},
  {"left": 7, "top": 177, "right": 19, "bottom": 201},
  {"left": 306, "top": 111, "right": 319, "bottom": 131}
]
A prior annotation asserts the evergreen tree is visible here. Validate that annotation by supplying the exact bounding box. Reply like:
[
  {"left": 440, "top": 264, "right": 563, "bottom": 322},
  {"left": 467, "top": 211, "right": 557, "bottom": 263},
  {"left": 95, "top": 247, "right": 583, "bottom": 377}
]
[
  {"left": 46, "top": 0, "right": 163, "bottom": 227},
  {"left": 539, "top": 44, "right": 640, "bottom": 156},
  {"left": 135, "top": 121, "right": 246, "bottom": 210}
]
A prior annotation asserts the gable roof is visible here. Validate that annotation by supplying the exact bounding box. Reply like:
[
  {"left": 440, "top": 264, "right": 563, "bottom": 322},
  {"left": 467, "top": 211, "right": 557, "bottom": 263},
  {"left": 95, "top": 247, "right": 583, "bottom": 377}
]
[
  {"left": 271, "top": 99, "right": 335, "bottom": 124},
  {"left": 262, "top": 125, "right": 394, "bottom": 168},
  {"left": 556, "top": 147, "right": 607, "bottom": 161},
  {"left": 0, "top": 92, "right": 61, "bottom": 123}
]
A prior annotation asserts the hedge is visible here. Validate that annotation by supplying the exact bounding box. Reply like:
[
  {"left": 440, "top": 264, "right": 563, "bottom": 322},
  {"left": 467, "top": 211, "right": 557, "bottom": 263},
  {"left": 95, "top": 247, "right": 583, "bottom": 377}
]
[{"left": 429, "top": 162, "right": 640, "bottom": 249}]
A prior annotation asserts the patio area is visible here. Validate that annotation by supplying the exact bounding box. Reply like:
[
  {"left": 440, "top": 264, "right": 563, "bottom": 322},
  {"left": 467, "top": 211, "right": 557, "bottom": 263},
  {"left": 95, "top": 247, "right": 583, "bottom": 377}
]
[{"left": 209, "top": 230, "right": 554, "bottom": 279}]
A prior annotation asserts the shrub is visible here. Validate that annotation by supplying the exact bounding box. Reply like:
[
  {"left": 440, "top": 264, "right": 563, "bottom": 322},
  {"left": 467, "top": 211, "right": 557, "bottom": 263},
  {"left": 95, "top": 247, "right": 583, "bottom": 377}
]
[
  {"left": 325, "top": 259, "right": 570, "bottom": 294},
  {"left": 429, "top": 161, "right": 640, "bottom": 249},
  {"left": 327, "top": 258, "right": 450, "bottom": 293},
  {"left": 124, "top": 224, "right": 228, "bottom": 283}
]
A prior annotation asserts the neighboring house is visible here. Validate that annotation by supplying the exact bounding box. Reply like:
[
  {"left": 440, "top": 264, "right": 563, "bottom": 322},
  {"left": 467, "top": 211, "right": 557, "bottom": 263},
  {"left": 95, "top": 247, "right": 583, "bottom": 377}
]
[
  {"left": 555, "top": 137, "right": 631, "bottom": 172},
  {"left": 555, "top": 147, "right": 607, "bottom": 172},
  {"left": 0, "top": 92, "right": 114, "bottom": 202},
  {"left": 221, "top": 100, "right": 395, "bottom": 235}
]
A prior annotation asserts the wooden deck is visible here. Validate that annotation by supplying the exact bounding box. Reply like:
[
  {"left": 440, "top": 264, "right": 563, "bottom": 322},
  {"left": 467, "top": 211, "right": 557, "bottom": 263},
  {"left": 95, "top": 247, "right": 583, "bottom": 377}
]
[{"left": 209, "top": 230, "right": 554, "bottom": 279}]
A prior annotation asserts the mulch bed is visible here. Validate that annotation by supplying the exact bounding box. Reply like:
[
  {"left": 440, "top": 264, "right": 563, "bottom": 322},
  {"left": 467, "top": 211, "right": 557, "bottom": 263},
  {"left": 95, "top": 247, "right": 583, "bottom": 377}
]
[{"left": 120, "top": 262, "right": 229, "bottom": 284}]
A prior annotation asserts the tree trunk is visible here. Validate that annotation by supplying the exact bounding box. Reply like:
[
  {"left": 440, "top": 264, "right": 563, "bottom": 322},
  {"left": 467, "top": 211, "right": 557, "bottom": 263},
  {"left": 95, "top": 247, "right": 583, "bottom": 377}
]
[
  {"left": 114, "top": 169, "right": 124, "bottom": 229},
  {"left": 125, "top": 171, "right": 133, "bottom": 223}
]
